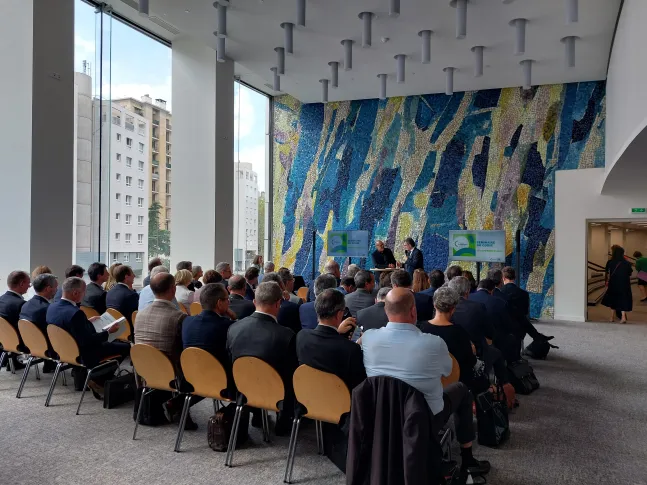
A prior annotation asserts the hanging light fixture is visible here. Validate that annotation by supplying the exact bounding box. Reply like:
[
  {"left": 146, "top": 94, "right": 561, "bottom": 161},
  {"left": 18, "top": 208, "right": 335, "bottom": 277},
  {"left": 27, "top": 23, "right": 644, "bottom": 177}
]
[
  {"left": 443, "top": 67, "right": 456, "bottom": 95},
  {"left": 341, "top": 39, "right": 354, "bottom": 71},
  {"left": 390, "top": 0, "right": 400, "bottom": 18},
  {"left": 275, "top": 47, "right": 285, "bottom": 75},
  {"left": 320, "top": 79, "right": 329, "bottom": 103},
  {"left": 566, "top": 0, "right": 578, "bottom": 24},
  {"left": 281, "top": 22, "right": 295, "bottom": 55},
  {"left": 297, "top": 0, "right": 306, "bottom": 27},
  {"left": 359, "top": 12, "right": 375, "bottom": 48},
  {"left": 378, "top": 74, "right": 388, "bottom": 100},
  {"left": 215, "top": 2, "right": 228, "bottom": 38},
  {"left": 395, "top": 54, "right": 406, "bottom": 84},
  {"left": 509, "top": 18, "right": 528, "bottom": 55},
  {"left": 450, "top": 0, "right": 468, "bottom": 40},
  {"left": 419, "top": 30, "right": 432, "bottom": 64},
  {"left": 520, "top": 59, "right": 533, "bottom": 89},
  {"left": 138, "top": 0, "right": 149, "bottom": 17},
  {"left": 471, "top": 46, "right": 484, "bottom": 77},
  {"left": 217, "top": 37, "right": 226, "bottom": 63},
  {"left": 329, "top": 61, "right": 340, "bottom": 88},
  {"left": 271, "top": 67, "right": 280, "bottom": 91},
  {"left": 561, "top": 36, "right": 579, "bottom": 68}
]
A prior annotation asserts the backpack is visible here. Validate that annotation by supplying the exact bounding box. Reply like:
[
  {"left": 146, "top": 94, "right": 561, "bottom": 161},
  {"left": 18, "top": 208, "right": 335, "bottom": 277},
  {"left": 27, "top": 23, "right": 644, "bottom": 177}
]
[
  {"left": 523, "top": 340, "right": 559, "bottom": 360},
  {"left": 207, "top": 403, "right": 250, "bottom": 452},
  {"left": 507, "top": 360, "right": 540, "bottom": 395},
  {"left": 475, "top": 388, "right": 510, "bottom": 447}
]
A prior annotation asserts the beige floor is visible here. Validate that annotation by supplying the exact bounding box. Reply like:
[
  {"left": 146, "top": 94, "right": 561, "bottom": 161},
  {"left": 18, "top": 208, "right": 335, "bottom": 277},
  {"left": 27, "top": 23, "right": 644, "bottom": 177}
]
[{"left": 587, "top": 284, "right": 647, "bottom": 323}]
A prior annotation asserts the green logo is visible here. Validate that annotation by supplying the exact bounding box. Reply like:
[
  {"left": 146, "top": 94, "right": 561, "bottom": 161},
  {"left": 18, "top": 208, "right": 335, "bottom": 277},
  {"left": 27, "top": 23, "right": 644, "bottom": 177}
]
[
  {"left": 452, "top": 233, "right": 476, "bottom": 257},
  {"left": 329, "top": 233, "right": 348, "bottom": 254}
]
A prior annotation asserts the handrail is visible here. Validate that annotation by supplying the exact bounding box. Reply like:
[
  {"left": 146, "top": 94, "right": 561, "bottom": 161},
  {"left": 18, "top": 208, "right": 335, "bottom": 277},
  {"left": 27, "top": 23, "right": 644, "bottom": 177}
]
[{"left": 587, "top": 260, "right": 606, "bottom": 271}]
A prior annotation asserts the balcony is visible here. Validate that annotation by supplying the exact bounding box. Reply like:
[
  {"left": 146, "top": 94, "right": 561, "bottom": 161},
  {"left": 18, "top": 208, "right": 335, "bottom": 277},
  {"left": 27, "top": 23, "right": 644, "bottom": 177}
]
[
  {"left": 166, "top": 120, "right": 172, "bottom": 130},
  {"left": 152, "top": 118, "right": 160, "bottom": 126},
  {"left": 125, "top": 122, "right": 134, "bottom": 132},
  {"left": 152, "top": 159, "right": 159, "bottom": 166},
  {"left": 166, "top": 161, "right": 172, "bottom": 169},
  {"left": 152, "top": 172, "right": 159, "bottom": 180}
]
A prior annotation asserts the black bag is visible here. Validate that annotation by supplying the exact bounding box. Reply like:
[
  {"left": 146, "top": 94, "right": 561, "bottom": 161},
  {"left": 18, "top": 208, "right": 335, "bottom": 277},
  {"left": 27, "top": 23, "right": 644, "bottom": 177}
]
[
  {"left": 132, "top": 387, "right": 173, "bottom": 426},
  {"left": 207, "top": 403, "right": 250, "bottom": 452},
  {"left": 476, "top": 389, "right": 510, "bottom": 447},
  {"left": 523, "top": 340, "right": 559, "bottom": 360},
  {"left": 72, "top": 368, "right": 88, "bottom": 391},
  {"left": 104, "top": 371, "right": 136, "bottom": 409},
  {"left": 507, "top": 360, "right": 540, "bottom": 395}
]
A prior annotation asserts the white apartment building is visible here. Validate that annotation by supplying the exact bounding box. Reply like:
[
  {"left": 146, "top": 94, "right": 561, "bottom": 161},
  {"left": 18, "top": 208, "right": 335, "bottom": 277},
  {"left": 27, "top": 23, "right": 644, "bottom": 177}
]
[{"left": 233, "top": 162, "right": 259, "bottom": 271}]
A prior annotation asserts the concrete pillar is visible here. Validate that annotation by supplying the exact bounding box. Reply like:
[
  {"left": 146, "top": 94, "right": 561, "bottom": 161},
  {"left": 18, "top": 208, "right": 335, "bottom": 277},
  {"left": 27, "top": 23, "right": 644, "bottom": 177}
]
[
  {"left": 171, "top": 38, "right": 234, "bottom": 269},
  {"left": 0, "top": 0, "right": 74, "bottom": 291}
]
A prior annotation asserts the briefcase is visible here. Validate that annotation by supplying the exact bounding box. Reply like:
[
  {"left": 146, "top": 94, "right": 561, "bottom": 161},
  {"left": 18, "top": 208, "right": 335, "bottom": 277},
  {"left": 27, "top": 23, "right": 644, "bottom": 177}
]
[{"left": 104, "top": 371, "right": 136, "bottom": 409}]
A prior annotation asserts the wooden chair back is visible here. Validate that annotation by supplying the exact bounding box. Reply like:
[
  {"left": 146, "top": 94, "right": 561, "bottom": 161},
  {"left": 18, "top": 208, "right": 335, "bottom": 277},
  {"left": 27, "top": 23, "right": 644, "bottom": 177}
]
[
  {"left": 233, "top": 357, "right": 284, "bottom": 411},
  {"left": 178, "top": 302, "right": 188, "bottom": 314},
  {"left": 18, "top": 320, "right": 49, "bottom": 359},
  {"left": 80, "top": 306, "right": 100, "bottom": 319},
  {"left": 181, "top": 347, "right": 229, "bottom": 400},
  {"left": 0, "top": 317, "right": 21, "bottom": 353},
  {"left": 189, "top": 302, "right": 202, "bottom": 316},
  {"left": 441, "top": 353, "right": 460, "bottom": 388},
  {"left": 106, "top": 308, "right": 124, "bottom": 320},
  {"left": 131, "top": 344, "right": 176, "bottom": 392},
  {"left": 297, "top": 287, "right": 308, "bottom": 301},
  {"left": 47, "top": 325, "right": 81, "bottom": 366},
  {"left": 293, "top": 365, "right": 350, "bottom": 424}
]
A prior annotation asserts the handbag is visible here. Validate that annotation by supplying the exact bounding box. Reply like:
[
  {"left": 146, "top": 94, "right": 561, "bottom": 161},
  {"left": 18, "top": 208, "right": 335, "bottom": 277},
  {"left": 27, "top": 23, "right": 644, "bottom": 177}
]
[
  {"left": 638, "top": 270, "right": 647, "bottom": 282},
  {"left": 104, "top": 370, "right": 136, "bottom": 409},
  {"left": 507, "top": 360, "right": 540, "bottom": 395},
  {"left": 476, "top": 388, "right": 510, "bottom": 447},
  {"left": 207, "top": 403, "right": 250, "bottom": 452}
]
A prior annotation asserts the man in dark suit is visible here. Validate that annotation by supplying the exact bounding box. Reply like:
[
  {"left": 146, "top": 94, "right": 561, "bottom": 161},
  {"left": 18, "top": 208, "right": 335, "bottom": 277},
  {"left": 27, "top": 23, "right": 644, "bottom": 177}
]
[
  {"left": 402, "top": 237, "right": 423, "bottom": 277},
  {"left": 345, "top": 270, "right": 377, "bottom": 317},
  {"left": 0, "top": 270, "right": 31, "bottom": 370},
  {"left": 106, "top": 265, "right": 139, "bottom": 326},
  {"left": 143, "top": 257, "right": 162, "bottom": 287},
  {"left": 82, "top": 262, "right": 109, "bottom": 314},
  {"left": 337, "top": 276, "right": 355, "bottom": 296},
  {"left": 227, "top": 275, "right": 256, "bottom": 320},
  {"left": 420, "top": 269, "right": 445, "bottom": 298},
  {"left": 300, "top": 273, "right": 338, "bottom": 330},
  {"left": 371, "top": 240, "right": 397, "bottom": 269},
  {"left": 47, "top": 277, "right": 129, "bottom": 395},
  {"left": 54, "top": 265, "right": 84, "bottom": 302},
  {"left": 244, "top": 266, "right": 260, "bottom": 300},
  {"left": 390, "top": 269, "right": 434, "bottom": 321},
  {"left": 182, "top": 283, "right": 236, "bottom": 397},
  {"left": 446, "top": 265, "right": 464, "bottom": 283},
  {"left": 261, "top": 272, "right": 302, "bottom": 334},
  {"left": 307, "top": 260, "right": 341, "bottom": 302},
  {"left": 227, "top": 281, "right": 298, "bottom": 435},
  {"left": 19, "top": 273, "right": 58, "bottom": 372},
  {"left": 357, "top": 287, "right": 391, "bottom": 331}
]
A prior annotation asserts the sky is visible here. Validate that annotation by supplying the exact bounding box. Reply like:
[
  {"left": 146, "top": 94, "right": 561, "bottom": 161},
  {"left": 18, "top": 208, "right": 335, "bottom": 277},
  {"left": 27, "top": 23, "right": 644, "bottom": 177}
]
[{"left": 74, "top": 0, "right": 269, "bottom": 187}]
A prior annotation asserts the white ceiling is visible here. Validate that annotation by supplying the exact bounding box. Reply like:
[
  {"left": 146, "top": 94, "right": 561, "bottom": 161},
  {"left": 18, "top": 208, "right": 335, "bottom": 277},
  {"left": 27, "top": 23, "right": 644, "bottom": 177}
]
[{"left": 108, "top": 0, "right": 622, "bottom": 103}]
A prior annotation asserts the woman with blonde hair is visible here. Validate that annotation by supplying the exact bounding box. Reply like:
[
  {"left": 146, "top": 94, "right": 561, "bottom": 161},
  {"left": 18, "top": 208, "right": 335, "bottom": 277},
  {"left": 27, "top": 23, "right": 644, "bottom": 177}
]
[
  {"left": 105, "top": 262, "right": 122, "bottom": 291},
  {"left": 174, "top": 269, "right": 195, "bottom": 308},
  {"left": 412, "top": 268, "right": 431, "bottom": 293}
]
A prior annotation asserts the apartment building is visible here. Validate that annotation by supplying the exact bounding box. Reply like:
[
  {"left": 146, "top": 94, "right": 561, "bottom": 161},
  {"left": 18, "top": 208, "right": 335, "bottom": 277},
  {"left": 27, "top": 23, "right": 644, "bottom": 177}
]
[{"left": 234, "top": 162, "right": 259, "bottom": 271}]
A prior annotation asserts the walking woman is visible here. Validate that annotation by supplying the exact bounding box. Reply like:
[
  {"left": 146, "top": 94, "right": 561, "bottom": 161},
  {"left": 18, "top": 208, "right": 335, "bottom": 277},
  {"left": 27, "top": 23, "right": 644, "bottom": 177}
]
[{"left": 602, "top": 245, "right": 633, "bottom": 323}]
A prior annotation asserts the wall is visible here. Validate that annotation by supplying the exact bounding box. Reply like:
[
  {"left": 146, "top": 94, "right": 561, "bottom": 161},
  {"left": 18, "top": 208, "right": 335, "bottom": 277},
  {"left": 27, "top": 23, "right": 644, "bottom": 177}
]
[
  {"left": 625, "top": 230, "right": 647, "bottom": 258},
  {"left": 587, "top": 224, "right": 609, "bottom": 269},
  {"left": 273, "top": 82, "right": 606, "bottom": 318}
]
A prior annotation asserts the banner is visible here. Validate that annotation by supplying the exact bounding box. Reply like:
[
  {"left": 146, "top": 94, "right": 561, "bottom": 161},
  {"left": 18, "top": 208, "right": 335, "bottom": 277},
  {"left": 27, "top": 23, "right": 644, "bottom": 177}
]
[
  {"left": 448, "top": 230, "right": 506, "bottom": 263},
  {"left": 327, "top": 230, "right": 370, "bottom": 257}
]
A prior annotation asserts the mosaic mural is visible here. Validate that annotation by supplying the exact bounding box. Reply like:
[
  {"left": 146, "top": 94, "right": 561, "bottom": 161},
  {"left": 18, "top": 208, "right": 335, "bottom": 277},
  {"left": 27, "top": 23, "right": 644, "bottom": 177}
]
[{"left": 273, "top": 82, "right": 606, "bottom": 318}]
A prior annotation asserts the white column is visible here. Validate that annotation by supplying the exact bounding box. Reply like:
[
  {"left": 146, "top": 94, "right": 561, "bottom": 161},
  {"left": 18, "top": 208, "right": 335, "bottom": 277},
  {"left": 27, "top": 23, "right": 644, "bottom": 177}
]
[
  {"left": 171, "top": 38, "right": 234, "bottom": 270},
  {"left": 0, "top": 0, "right": 74, "bottom": 290}
]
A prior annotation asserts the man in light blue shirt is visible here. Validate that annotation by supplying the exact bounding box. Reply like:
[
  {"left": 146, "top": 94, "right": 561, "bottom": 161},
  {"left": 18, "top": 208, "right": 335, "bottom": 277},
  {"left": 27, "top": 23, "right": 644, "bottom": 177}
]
[
  {"left": 138, "top": 266, "right": 180, "bottom": 311},
  {"left": 361, "top": 288, "right": 490, "bottom": 479}
]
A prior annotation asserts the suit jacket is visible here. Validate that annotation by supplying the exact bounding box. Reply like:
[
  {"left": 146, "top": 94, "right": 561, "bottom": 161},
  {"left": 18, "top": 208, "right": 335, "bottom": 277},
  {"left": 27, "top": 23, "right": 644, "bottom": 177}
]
[
  {"left": 106, "top": 283, "right": 139, "bottom": 323},
  {"left": 500, "top": 283, "right": 530, "bottom": 320},
  {"left": 413, "top": 292, "right": 435, "bottom": 322},
  {"left": 143, "top": 274, "right": 151, "bottom": 287},
  {"left": 299, "top": 302, "right": 319, "bottom": 330},
  {"left": 82, "top": 282, "right": 107, "bottom": 315},
  {"left": 357, "top": 302, "right": 389, "bottom": 331},
  {"left": 469, "top": 289, "right": 517, "bottom": 338},
  {"left": 279, "top": 299, "right": 302, "bottom": 334},
  {"left": 450, "top": 297, "right": 494, "bottom": 351},
  {"left": 134, "top": 299, "right": 187, "bottom": 369},
  {"left": 19, "top": 295, "right": 50, "bottom": 333},
  {"left": 404, "top": 247, "right": 424, "bottom": 276},
  {"left": 46, "top": 299, "right": 108, "bottom": 367},
  {"left": 371, "top": 248, "right": 396, "bottom": 269},
  {"left": 244, "top": 283, "right": 255, "bottom": 301},
  {"left": 228, "top": 294, "right": 255, "bottom": 320},
  {"left": 419, "top": 286, "right": 438, "bottom": 298},
  {"left": 345, "top": 289, "right": 376, "bottom": 318},
  {"left": 227, "top": 312, "right": 298, "bottom": 392},
  {"left": 296, "top": 325, "right": 366, "bottom": 392},
  {"left": 54, "top": 287, "right": 63, "bottom": 302},
  {"left": 0, "top": 291, "right": 26, "bottom": 328}
]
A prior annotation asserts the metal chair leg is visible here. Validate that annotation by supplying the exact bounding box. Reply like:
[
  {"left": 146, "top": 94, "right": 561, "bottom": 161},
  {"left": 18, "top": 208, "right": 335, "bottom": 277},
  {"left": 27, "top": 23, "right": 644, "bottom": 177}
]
[
  {"left": 174, "top": 394, "right": 192, "bottom": 452},
  {"left": 283, "top": 417, "right": 299, "bottom": 483},
  {"left": 45, "top": 363, "right": 63, "bottom": 407},
  {"left": 212, "top": 399, "right": 219, "bottom": 414},
  {"left": 0, "top": 351, "right": 6, "bottom": 368},
  {"left": 76, "top": 368, "right": 93, "bottom": 415},
  {"left": 262, "top": 409, "right": 270, "bottom": 443},
  {"left": 62, "top": 369, "right": 67, "bottom": 386},
  {"left": 16, "top": 356, "right": 34, "bottom": 398},
  {"left": 133, "top": 387, "right": 150, "bottom": 440},
  {"left": 286, "top": 418, "right": 302, "bottom": 484},
  {"left": 8, "top": 354, "right": 16, "bottom": 374},
  {"left": 34, "top": 361, "right": 40, "bottom": 381},
  {"left": 225, "top": 405, "right": 243, "bottom": 467}
]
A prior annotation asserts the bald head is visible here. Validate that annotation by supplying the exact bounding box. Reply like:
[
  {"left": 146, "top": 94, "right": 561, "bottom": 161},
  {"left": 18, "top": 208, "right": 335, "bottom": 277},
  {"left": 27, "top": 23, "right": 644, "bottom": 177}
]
[
  {"left": 150, "top": 272, "right": 176, "bottom": 301},
  {"left": 227, "top": 274, "right": 247, "bottom": 297},
  {"left": 384, "top": 287, "right": 417, "bottom": 324}
]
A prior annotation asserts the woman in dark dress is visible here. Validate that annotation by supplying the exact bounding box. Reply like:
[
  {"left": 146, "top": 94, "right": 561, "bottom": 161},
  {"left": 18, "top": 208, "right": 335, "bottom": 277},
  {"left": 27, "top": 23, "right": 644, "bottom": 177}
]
[{"left": 602, "top": 245, "right": 633, "bottom": 323}]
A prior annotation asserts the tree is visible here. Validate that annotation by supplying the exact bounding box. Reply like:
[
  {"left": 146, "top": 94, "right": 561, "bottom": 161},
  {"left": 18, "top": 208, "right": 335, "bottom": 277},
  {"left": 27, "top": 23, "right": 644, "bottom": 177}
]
[
  {"left": 148, "top": 202, "right": 171, "bottom": 263},
  {"left": 258, "top": 192, "right": 265, "bottom": 255}
]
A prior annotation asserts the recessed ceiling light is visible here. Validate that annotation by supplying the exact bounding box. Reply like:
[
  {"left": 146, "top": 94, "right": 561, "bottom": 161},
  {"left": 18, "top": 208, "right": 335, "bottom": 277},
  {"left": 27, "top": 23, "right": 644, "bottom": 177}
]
[{"left": 185, "top": 9, "right": 190, "bottom": 13}]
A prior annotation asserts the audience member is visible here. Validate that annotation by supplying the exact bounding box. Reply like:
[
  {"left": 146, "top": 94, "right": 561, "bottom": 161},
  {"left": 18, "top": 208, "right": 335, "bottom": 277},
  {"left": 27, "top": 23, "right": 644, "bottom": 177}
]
[
  {"left": 182, "top": 283, "right": 236, "bottom": 397},
  {"left": 462, "top": 271, "right": 477, "bottom": 293},
  {"left": 361, "top": 288, "right": 490, "bottom": 479},
  {"left": 251, "top": 254, "right": 264, "bottom": 269},
  {"left": 228, "top": 275, "right": 256, "bottom": 319},
  {"left": 345, "top": 271, "right": 376, "bottom": 317},
  {"left": 106, "top": 265, "right": 139, "bottom": 325},
  {"left": 216, "top": 262, "right": 233, "bottom": 285},
  {"left": 176, "top": 261, "right": 194, "bottom": 291},
  {"left": 26, "top": 265, "right": 52, "bottom": 300},
  {"left": 412, "top": 268, "right": 430, "bottom": 293},
  {"left": 300, "top": 274, "right": 338, "bottom": 330},
  {"left": 139, "top": 266, "right": 179, "bottom": 311},
  {"left": 378, "top": 269, "right": 394, "bottom": 289},
  {"left": 346, "top": 264, "right": 360, "bottom": 279},
  {"left": 143, "top": 257, "right": 162, "bottom": 287},
  {"left": 244, "top": 266, "right": 260, "bottom": 300},
  {"left": 47, "top": 277, "right": 129, "bottom": 396},
  {"left": 446, "top": 265, "right": 463, "bottom": 282},
  {"left": 174, "top": 269, "right": 195, "bottom": 309},
  {"left": 259, "top": 261, "right": 275, "bottom": 283},
  {"left": 338, "top": 276, "right": 356, "bottom": 295},
  {"left": 0, "top": 270, "right": 30, "bottom": 370},
  {"left": 261, "top": 272, "right": 302, "bottom": 334},
  {"left": 19, "top": 273, "right": 58, "bottom": 372},
  {"left": 307, "top": 260, "right": 341, "bottom": 302},
  {"left": 421, "top": 269, "right": 445, "bottom": 298},
  {"left": 82, "top": 262, "right": 109, "bottom": 314},
  {"left": 105, "top": 262, "right": 122, "bottom": 291},
  {"left": 357, "top": 286, "right": 391, "bottom": 331},
  {"left": 390, "top": 269, "right": 434, "bottom": 321},
  {"left": 191, "top": 265, "right": 204, "bottom": 290},
  {"left": 227, "top": 281, "right": 298, "bottom": 435},
  {"left": 54, "top": 265, "right": 85, "bottom": 302},
  {"left": 278, "top": 267, "right": 303, "bottom": 305},
  {"left": 193, "top": 269, "right": 222, "bottom": 301}
]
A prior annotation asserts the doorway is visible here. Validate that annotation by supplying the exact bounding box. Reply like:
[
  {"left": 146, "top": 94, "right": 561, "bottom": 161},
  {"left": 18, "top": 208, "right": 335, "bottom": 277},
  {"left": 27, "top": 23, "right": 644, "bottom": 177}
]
[{"left": 586, "top": 220, "right": 647, "bottom": 323}]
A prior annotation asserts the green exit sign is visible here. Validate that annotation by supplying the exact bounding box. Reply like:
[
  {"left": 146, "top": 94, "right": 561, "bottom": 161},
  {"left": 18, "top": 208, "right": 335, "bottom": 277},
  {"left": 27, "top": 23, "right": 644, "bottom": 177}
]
[{"left": 631, "top": 208, "right": 646, "bottom": 214}]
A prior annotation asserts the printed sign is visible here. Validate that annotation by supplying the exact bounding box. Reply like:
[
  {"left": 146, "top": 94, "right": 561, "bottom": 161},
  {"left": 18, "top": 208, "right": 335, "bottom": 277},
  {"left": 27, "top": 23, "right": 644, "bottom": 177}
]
[
  {"left": 327, "top": 230, "right": 370, "bottom": 257},
  {"left": 448, "top": 230, "right": 506, "bottom": 263}
]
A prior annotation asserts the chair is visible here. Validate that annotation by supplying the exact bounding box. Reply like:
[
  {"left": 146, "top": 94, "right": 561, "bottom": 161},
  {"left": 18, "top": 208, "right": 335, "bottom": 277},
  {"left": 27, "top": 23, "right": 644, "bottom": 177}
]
[
  {"left": 132, "top": 310, "right": 138, "bottom": 326},
  {"left": 16, "top": 320, "right": 58, "bottom": 398},
  {"left": 225, "top": 356, "right": 286, "bottom": 467},
  {"left": 178, "top": 302, "right": 188, "bottom": 314},
  {"left": 174, "top": 347, "right": 233, "bottom": 452},
  {"left": 296, "top": 287, "right": 308, "bottom": 301},
  {"left": 80, "top": 306, "right": 100, "bottom": 319},
  {"left": 131, "top": 344, "right": 182, "bottom": 443},
  {"left": 0, "top": 317, "right": 25, "bottom": 374},
  {"left": 189, "top": 302, "right": 202, "bottom": 316},
  {"left": 106, "top": 308, "right": 131, "bottom": 341},
  {"left": 441, "top": 353, "right": 460, "bottom": 388},
  {"left": 46, "top": 325, "right": 120, "bottom": 414},
  {"left": 284, "top": 365, "right": 351, "bottom": 483}
]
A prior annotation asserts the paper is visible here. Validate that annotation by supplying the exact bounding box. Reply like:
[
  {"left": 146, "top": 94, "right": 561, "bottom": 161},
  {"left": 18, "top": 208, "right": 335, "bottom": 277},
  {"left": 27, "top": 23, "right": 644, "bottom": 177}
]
[{"left": 92, "top": 313, "right": 128, "bottom": 342}]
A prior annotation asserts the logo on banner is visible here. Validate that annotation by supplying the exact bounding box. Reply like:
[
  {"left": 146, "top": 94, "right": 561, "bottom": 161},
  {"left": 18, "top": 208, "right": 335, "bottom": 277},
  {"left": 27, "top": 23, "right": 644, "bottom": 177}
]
[
  {"left": 329, "top": 233, "right": 348, "bottom": 254},
  {"left": 452, "top": 233, "right": 476, "bottom": 257}
]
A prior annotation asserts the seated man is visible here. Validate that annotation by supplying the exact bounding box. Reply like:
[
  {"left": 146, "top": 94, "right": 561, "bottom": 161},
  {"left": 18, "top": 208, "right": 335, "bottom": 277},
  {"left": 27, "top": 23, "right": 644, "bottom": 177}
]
[
  {"left": 106, "top": 264, "right": 139, "bottom": 325},
  {"left": 299, "top": 273, "right": 338, "bottom": 330},
  {"left": 0, "top": 270, "right": 31, "bottom": 370},
  {"left": 143, "top": 257, "right": 163, "bottom": 287},
  {"left": 182, "top": 283, "right": 236, "bottom": 397},
  {"left": 139, "top": 266, "right": 179, "bottom": 311},
  {"left": 390, "top": 269, "right": 434, "bottom": 321},
  {"left": 216, "top": 262, "right": 233, "bottom": 287},
  {"left": 19, "top": 273, "right": 58, "bottom": 372},
  {"left": 47, "top": 277, "right": 129, "bottom": 395},
  {"left": 357, "top": 286, "right": 391, "bottom": 331},
  {"left": 135, "top": 272, "right": 198, "bottom": 429},
  {"left": 82, "top": 262, "right": 109, "bottom": 314},
  {"left": 244, "top": 266, "right": 260, "bottom": 300},
  {"left": 228, "top": 275, "right": 256, "bottom": 320},
  {"left": 446, "top": 265, "right": 464, "bottom": 283},
  {"left": 307, "top": 260, "right": 341, "bottom": 302},
  {"left": 278, "top": 267, "right": 303, "bottom": 305},
  {"left": 338, "top": 276, "right": 356, "bottom": 296},
  {"left": 361, "top": 288, "right": 490, "bottom": 480},
  {"left": 261, "top": 272, "right": 302, "bottom": 334},
  {"left": 193, "top": 269, "right": 223, "bottom": 301},
  {"left": 54, "top": 265, "right": 84, "bottom": 302},
  {"left": 344, "top": 270, "right": 376, "bottom": 317},
  {"left": 258, "top": 261, "right": 275, "bottom": 283},
  {"left": 227, "top": 281, "right": 298, "bottom": 435},
  {"left": 421, "top": 269, "right": 445, "bottom": 298}
]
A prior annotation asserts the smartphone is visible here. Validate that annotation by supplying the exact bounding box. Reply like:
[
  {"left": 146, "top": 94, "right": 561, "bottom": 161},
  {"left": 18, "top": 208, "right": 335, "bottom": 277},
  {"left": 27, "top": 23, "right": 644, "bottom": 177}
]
[{"left": 350, "top": 325, "right": 362, "bottom": 342}]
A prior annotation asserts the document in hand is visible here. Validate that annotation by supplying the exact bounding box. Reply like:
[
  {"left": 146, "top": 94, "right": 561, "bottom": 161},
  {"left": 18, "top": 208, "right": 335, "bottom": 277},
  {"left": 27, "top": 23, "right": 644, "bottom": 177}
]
[{"left": 93, "top": 312, "right": 128, "bottom": 342}]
